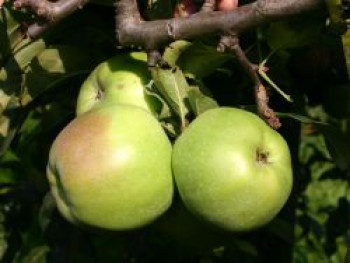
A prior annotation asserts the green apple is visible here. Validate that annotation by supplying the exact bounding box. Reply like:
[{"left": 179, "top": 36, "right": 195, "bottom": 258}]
[
  {"left": 76, "top": 52, "right": 160, "bottom": 115},
  {"left": 47, "top": 104, "right": 173, "bottom": 230},
  {"left": 172, "top": 107, "right": 292, "bottom": 232}
]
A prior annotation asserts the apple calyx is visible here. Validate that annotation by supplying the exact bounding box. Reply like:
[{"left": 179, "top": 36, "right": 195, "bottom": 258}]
[{"left": 256, "top": 148, "right": 270, "bottom": 165}]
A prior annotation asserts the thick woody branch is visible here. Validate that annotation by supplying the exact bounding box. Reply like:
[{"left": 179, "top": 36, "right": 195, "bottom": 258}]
[
  {"left": 13, "top": 0, "right": 89, "bottom": 38},
  {"left": 116, "top": 0, "right": 322, "bottom": 50},
  {"left": 115, "top": 0, "right": 321, "bottom": 129}
]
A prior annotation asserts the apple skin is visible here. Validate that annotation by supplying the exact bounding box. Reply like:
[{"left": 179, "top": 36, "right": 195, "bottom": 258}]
[
  {"left": 217, "top": 0, "right": 238, "bottom": 11},
  {"left": 172, "top": 107, "right": 292, "bottom": 232},
  {"left": 76, "top": 52, "right": 160, "bottom": 116},
  {"left": 47, "top": 104, "right": 173, "bottom": 230}
]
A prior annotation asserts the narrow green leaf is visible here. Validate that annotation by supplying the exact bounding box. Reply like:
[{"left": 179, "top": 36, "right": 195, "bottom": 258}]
[
  {"left": 277, "top": 112, "right": 328, "bottom": 125},
  {"left": 151, "top": 67, "right": 189, "bottom": 129},
  {"left": 258, "top": 57, "right": 293, "bottom": 102}
]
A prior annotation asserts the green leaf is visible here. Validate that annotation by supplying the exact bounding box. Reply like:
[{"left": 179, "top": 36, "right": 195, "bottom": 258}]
[
  {"left": 161, "top": 118, "right": 181, "bottom": 138},
  {"left": 151, "top": 67, "right": 189, "bottom": 129},
  {"left": 278, "top": 113, "right": 328, "bottom": 125},
  {"left": 317, "top": 125, "right": 350, "bottom": 170},
  {"left": 0, "top": 4, "right": 26, "bottom": 62},
  {"left": 164, "top": 41, "right": 231, "bottom": 78},
  {"left": 0, "top": 39, "right": 46, "bottom": 101},
  {"left": 267, "top": 218, "right": 294, "bottom": 244},
  {"left": 267, "top": 16, "right": 323, "bottom": 51},
  {"left": 38, "top": 192, "right": 56, "bottom": 232},
  {"left": 346, "top": 247, "right": 350, "bottom": 263},
  {"left": 325, "top": 0, "right": 347, "bottom": 35},
  {"left": 163, "top": 40, "right": 193, "bottom": 67},
  {"left": 24, "top": 45, "right": 94, "bottom": 98},
  {"left": 0, "top": 211, "right": 6, "bottom": 261},
  {"left": 187, "top": 85, "right": 218, "bottom": 116},
  {"left": 231, "top": 238, "right": 258, "bottom": 256},
  {"left": 11, "top": 39, "right": 46, "bottom": 70},
  {"left": 21, "top": 245, "right": 50, "bottom": 263},
  {"left": 144, "top": 83, "right": 172, "bottom": 120},
  {"left": 341, "top": 30, "right": 350, "bottom": 81},
  {"left": 258, "top": 57, "right": 293, "bottom": 102}
]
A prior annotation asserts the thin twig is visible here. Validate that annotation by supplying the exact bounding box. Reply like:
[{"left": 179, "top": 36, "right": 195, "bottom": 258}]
[
  {"left": 218, "top": 34, "right": 281, "bottom": 129},
  {"left": 13, "top": 0, "right": 89, "bottom": 38}
]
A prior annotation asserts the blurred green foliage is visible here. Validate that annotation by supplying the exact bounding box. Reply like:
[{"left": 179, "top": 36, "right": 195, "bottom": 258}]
[{"left": 0, "top": 0, "right": 350, "bottom": 262}]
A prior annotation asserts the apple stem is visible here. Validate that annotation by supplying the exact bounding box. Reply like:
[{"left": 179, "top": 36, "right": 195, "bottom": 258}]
[
  {"left": 217, "top": 33, "right": 281, "bottom": 129},
  {"left": 147, "top": 50, "right": 170, "bottom": 68}
]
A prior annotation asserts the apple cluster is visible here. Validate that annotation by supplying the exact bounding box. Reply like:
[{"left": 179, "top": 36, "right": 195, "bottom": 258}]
[{"left": 46, "top": 52, "right": 293, "bottom": 232}]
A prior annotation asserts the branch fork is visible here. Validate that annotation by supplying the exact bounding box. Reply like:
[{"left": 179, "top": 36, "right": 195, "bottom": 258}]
[
  {"left": 8, "top": 0, "right": 323, "bottom": 128},
  {"left": 12, "top": 0, "right": 89, "bottom": 37}
]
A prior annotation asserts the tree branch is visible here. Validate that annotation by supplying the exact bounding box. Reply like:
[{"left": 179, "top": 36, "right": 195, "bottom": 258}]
[
  {"left": 13, "top": 0, "right": 89, "bottom": 38},
  {"left": 116, "top": 0, "right": 323, "bottom": 50}
]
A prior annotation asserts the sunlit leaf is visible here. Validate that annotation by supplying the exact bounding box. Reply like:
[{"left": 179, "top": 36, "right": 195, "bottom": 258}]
[
  {"left": 25, "top": 45, "right": 94, "bottom": 98},
  {"left": 21, "top": 245, "right": 50, "bottom": 263},
  {"left": 151, "top": 67, "right": 189, "bottom": 129},
  {"left": 187, "top": 85, "right": 218, "bottom": 116}
]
